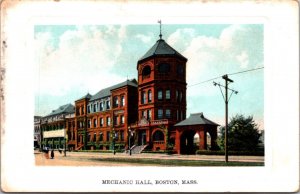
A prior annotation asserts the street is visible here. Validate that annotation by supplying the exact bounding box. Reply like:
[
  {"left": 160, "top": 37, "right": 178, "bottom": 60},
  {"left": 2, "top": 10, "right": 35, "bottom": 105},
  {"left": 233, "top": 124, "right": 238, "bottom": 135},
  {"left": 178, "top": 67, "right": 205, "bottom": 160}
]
[{"left": 35, "top": 150, "right": 264, "bottom": 166}]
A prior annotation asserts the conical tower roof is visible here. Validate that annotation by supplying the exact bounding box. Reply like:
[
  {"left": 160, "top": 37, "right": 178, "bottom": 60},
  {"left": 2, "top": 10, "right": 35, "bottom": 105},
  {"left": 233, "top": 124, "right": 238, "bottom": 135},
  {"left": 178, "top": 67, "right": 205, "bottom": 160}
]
[{"left": 137, "top": 38, "right": 187, "bottom": 64}]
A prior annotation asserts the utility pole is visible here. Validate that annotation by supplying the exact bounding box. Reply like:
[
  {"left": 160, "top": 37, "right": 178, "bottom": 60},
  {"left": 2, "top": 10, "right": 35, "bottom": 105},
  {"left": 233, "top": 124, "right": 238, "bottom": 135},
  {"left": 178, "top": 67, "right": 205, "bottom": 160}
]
[
  {"left": 223, "top": 74, "right": 233, "bottom": 163},
  {"left": 214, "top": 74, "right": 238, "bottom": 163}
]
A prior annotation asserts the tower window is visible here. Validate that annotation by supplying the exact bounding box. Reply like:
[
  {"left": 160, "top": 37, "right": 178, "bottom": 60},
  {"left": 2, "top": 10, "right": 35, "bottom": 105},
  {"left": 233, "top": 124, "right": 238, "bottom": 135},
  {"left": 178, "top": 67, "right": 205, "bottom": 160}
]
[
  {"left": 141, "top": 91, "right": 146, "bottom": 104},
  {"left": 142, "top": 65, "right": 151, "bottom": 79},
  {"left": 166, "top": 89, "right": 170, "bottom": 100},
  {"left": 147, "top": 109, "right": 152, "bottom": 120},
  {"left": 158, "top": 109, "right": 163, "bottom": 119},
  {"left": 166, "top": 109, "right": 171, "bottom": 118},
  {"left": 158, "top": 63, "right": 170, "bottom": 74},
  {"left": 177, "top": 64, "right": 184, "bottom": 75},
  {"left": 158, "top": 89, "right": 163, "bottom": 100},
  {"left": 148, "top": 90, "right": 152, "bottom": 102}
]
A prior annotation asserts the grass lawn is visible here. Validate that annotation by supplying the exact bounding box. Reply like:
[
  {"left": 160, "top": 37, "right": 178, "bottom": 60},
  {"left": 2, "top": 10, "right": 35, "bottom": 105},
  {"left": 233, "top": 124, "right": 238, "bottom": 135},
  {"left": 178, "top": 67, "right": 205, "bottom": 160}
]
[{"left": 88, "top": 157, "right": 264, "bottom": 166}]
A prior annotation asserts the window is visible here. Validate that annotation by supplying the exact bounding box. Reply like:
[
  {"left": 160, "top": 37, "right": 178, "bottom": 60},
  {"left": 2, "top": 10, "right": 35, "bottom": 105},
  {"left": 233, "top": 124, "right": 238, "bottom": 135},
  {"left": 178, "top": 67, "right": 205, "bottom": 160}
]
[
  {"left": 121, "top": 115, "right": 125, "bottom": 124},
  {"left": 166, "top": 89, "right": 170, "bottom": 100},
  {"left": 87, "top": 105, "right": 90, "bottom": 113},
  {"left": 177, "top": 64, "right": 184, "bottom": 75},
  {"left": 93, "top": 133, "right": 97, "bottom": 142},
  {"left": 158, "top": 89, "right": 163, "bottom": 100},
  {"left": 141, "top": 91, "right": 146, "bottom": 104},
  {"left": 142, "top": 110, "right": 147, "bottom": 119},
  {"left": 100, "top": 102, "right": 103, "bottom": 111},
  {"left": 81, "top": 107, "right": 84, "bottom": 115},
  {"left": 106, "top": 100, "right": 111, "bottom": 109},
  {"left": 93, "top": 119, "right": 97, "bottom": 127},
  {"left": 166, "top": 109, "right": 171, "bottom": 119},
  {"left": 120, "top": 96, "right": 125, "bottom": 107},
  {"left": 176, "top": 90, "right": 179, "bottom": 102},
  {"left": 99, "top": 132, "right": 103, "bottom": 141},
  {"left": 88, "top": 120, "right": 91, "bottom": 128},
  {"left": 142, "top": 65, "right": 151, "bottom": 79},
  {"left": 147, "top": 109, "right": 152, "bottom": 120},
  {"left": 158, "top": 109, "right": 163, "bottom": 119},
  {"left": 87, "top": 133, "right": 91, "bottom": 142},
  {"left": 100, "top": 118, "right": 103, "bottom": 127},
  {"left": 106, "top": 132, "right": 110, "bottom": 141},
  {"left": 158, "top": 63, "right": 170, "bottom": 74},
  {"left": 148, "top": 90, "right": 152, "bottom": 102},
  {"left": 113, "top": 96, "right": 119, "bottom": 108},
  {"left": 115, "top": 132, "right": 119, "bottom": 141},
  {"left": 113, "top": 116, "right": 118, "bottom": 126},
  {"left": 120, "top": 131, "right": 124, "bottom": 141},
  {"left": 106, "top": 117, "right": 111, "bottom": 126},
  {"left": 180, "top": 91, "right": 183, "bottom": 102},
  {"left": 93, "top": 104, "right": 96, "bottom": 112}
]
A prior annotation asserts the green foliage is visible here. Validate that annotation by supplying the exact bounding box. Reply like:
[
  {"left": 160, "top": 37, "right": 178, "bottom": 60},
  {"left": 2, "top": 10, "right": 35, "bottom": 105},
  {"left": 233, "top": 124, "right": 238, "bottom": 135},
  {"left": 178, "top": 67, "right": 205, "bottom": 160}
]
[{"left": 218, "top": 114, "right": 262, "bottom": 151}]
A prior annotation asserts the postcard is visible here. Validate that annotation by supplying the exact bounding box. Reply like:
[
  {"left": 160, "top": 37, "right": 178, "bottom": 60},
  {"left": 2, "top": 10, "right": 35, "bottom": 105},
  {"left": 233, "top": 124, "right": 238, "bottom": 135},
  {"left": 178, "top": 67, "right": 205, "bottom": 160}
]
[{"left": 1, "top": 0, "right": 299, "bottom": 192}]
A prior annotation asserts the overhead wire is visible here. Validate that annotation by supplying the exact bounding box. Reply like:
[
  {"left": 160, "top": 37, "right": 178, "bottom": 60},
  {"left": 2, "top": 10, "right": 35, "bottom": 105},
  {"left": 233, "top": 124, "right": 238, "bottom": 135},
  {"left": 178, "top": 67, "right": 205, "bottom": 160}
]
[{"left": 187, "top": 66, "right": 264, "bottom": 88}]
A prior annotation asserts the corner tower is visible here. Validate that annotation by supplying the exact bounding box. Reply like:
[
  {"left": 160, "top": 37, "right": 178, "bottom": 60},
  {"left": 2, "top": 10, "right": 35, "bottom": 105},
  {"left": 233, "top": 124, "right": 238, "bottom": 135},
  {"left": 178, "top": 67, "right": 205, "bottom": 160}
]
[
  {"left": 137, "top": 35, "right": 188, "bottom": 124},
  {"left": 131, "top": 26, "right": 188, "bottom": 152}
]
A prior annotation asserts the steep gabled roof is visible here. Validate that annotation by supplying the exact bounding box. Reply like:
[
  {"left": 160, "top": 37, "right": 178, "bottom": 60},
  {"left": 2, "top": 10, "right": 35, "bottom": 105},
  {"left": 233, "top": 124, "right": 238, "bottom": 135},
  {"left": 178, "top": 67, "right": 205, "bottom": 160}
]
[
  {"left": 76, "top": 93, "right": 92, "bottom": 101},
  {"left": 46, "top": 103, "right": 75, "bottom": 117},
  {"left": 174, "top": 113, "right": 219, "bottom": 127},
  {"left": 89, "top": 79, "right": 138, "bottom": 101},
  {"left": 138, "top": 39, "right": 187, "bottom": 64}
]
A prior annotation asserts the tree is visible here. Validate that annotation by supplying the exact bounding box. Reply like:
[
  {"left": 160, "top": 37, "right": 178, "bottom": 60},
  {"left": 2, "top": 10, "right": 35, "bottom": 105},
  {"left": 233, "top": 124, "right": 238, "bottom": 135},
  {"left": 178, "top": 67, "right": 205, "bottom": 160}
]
[{"left": 217, "top": 114, "right": 261, "bottom": 151}]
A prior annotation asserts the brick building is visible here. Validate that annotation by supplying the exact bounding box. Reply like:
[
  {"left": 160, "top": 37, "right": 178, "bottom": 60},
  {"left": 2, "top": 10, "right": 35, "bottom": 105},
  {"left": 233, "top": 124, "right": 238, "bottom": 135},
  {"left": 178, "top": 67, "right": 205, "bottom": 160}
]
[
  {"left": 74, "top": 79, "right": 138, "bottom": 151},
  {"left": 37, "top": 29, "right": 219, "bottom": 154}
]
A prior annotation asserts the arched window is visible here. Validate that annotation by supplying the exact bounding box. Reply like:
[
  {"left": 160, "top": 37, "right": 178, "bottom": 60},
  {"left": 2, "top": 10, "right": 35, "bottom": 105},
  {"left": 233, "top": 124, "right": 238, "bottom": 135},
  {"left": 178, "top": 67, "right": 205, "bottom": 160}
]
[
  {"left": 148, "top": 90, "right": 152, "bottom": 102},
  {"left": 142, "top": 65, "right": 151, "bottom": 79},
  {"left": 158, "top": 63, "right": 170, "bottom": 74},
  {"left": 153, "top": 130, "right": 164, "bottom": 141}
]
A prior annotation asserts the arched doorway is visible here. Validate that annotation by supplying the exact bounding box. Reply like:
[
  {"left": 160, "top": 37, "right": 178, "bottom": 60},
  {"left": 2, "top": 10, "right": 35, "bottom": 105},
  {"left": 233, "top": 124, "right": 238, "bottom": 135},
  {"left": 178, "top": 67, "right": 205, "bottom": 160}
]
[
  {"left": 152, "top": 130, "right": 165, "bottom": 151},
  {"left": 180, "top": 130, "right": 197, "bottom": 154}
]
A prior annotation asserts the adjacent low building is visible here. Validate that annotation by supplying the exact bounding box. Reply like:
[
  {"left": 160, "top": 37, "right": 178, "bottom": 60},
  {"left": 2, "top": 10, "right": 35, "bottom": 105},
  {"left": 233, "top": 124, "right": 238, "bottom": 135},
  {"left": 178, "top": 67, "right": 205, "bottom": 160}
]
[{"left": 40, "top": 104, "right": 75, "bottom": 150}]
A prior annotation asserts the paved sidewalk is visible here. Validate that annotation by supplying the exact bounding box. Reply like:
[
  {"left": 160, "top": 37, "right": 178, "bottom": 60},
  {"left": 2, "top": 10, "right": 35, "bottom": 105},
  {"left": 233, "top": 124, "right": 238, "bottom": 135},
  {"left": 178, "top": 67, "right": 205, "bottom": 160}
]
[{"left": 35, "top": 150, "right": 264, "bottom": 166}]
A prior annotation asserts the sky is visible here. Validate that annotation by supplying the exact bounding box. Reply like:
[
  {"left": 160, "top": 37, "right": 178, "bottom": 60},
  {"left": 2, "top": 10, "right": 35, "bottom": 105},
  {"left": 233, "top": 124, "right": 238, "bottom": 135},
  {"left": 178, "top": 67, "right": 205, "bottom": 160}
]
[{"left": 34, "top": 24, "right": 264, "bottom": 129}]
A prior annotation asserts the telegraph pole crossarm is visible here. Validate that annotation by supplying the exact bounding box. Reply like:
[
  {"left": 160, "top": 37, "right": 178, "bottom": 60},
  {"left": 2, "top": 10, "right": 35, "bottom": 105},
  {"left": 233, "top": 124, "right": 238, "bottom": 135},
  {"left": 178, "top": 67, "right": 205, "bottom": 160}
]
[{"left": 214, "top": 74, "right": 238, "bottom": 163}]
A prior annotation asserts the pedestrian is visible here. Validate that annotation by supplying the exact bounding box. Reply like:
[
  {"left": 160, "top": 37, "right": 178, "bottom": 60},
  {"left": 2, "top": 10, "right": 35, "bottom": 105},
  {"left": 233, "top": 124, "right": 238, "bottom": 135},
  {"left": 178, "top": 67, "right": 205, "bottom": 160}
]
[{"left": 50, "top": 149, "right": 54, "bottom": 159}]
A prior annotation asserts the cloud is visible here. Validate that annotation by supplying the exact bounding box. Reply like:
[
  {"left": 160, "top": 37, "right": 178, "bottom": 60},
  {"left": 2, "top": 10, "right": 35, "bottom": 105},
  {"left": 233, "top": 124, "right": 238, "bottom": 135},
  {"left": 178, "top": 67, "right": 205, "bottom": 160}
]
[
  {"left": 34, "top": 26, "right": 128, "bottom": 97},
  {"left": 135, "top": 34, "right": 152, "bottom": 43},
  {"left": 167, "top": 25, "right": 263, "bottom": 98},
  {"left": 236, "top": 50, "right": 249, "bottom": 69}
]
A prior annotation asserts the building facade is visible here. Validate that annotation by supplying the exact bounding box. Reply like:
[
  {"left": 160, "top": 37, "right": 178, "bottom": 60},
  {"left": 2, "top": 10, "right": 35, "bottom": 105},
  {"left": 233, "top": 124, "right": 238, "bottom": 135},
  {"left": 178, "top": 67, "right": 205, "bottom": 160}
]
[
  {"left": 74, "top": 79, "right": 138, "bottom": 151},
  {"left": 36, "top": 29, "right": 219, "bottom": 154},
  {"left": 40, "top": 104, "right": 75, "bottom": 150},
  {"left": 34, "top": 116, "right": 42, "bottom": 149}
]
